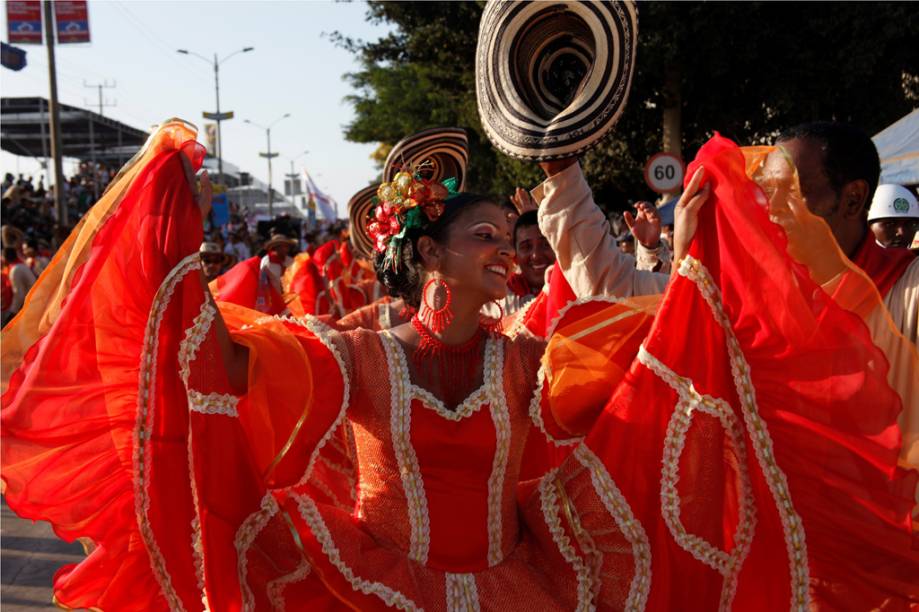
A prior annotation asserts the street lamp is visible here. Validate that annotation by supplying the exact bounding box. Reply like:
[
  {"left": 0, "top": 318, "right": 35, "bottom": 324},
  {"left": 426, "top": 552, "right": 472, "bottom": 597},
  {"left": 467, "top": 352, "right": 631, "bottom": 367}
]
[
  {"left": 176, "top": 46, "right": 254, "bottom": 184},
  {"left": 245, "top": 113, "right": 291, "bottom": 218}
]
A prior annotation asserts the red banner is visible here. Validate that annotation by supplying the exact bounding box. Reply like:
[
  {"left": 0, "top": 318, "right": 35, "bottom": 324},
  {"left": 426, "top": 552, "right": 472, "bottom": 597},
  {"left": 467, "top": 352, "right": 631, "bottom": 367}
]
[
  {"left": 53, "top": 0, "right": 90, "bottom": 44},
  {"left": 6, "top": 1, "right": 43, "bottom": 45}
]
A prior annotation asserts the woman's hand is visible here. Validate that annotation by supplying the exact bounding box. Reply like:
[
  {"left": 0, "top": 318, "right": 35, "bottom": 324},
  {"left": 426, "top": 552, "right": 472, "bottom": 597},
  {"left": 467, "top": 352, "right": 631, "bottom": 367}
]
[
  {"left": 672, "top": 166, "right": 711, "bottom": 271},
  {"left": 623, "top": 201, "right": 661, "bottom": 249},
  {"left": 509, "top": 187, "right": 538, "bottom": 214},
  {"left": 196, "top": 172, "right": 213, "bottom": 221}
]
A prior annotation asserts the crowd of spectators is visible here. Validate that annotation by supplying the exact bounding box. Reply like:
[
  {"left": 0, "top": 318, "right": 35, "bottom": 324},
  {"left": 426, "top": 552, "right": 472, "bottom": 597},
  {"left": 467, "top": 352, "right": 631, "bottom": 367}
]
[
  {"left": 200, "top": 207, "right": 350, "bottom": 277},
  {"left": 0, "top": 162, "right": 349, "bottom": 323}
]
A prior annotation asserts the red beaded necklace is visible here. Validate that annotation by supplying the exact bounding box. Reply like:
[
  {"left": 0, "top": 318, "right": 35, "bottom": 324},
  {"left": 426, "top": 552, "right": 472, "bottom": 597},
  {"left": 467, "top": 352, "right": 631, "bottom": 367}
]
[{"left": 410, "top": 315, "right": 485, "bottom": 407}]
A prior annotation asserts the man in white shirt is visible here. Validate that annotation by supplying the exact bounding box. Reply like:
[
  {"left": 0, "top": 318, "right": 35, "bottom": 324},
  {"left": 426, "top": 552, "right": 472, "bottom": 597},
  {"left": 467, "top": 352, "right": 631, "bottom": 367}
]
[
  {"left": 259, "top": 233, "right": 296, "bottom": 296},
  {"left": 532, "top": 160, "right": 670, "bottom": 299},
  {"left": 224, "top": 230, "right": 251, "bottom": 262},
  {"left": 2, "top": 246, "right": 36, "bottom": 324}
]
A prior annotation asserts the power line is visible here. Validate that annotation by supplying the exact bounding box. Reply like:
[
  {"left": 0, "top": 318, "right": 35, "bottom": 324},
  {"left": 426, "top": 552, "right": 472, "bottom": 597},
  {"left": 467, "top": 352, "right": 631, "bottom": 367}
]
[{"left": 109, "top": 1, "right": 208, "bottom": 85}]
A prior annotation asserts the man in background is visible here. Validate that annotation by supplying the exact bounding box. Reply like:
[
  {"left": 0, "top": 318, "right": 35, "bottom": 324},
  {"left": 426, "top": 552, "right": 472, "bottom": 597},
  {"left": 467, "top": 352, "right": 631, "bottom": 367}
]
[
  {"left": 773, "top": 121, "right": 917, "bottom": 343},
  {"left": 867, "top": 184, "right": 919, "bottom": 249}
]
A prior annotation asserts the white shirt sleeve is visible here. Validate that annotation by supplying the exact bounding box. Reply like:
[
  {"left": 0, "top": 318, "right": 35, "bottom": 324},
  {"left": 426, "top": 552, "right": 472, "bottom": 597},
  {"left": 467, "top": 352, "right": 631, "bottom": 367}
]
[
  {"left": 883, "top": 257, "right": 919, "bottom": 347},
  {"left": 533, "top": 162, "right": 669, "bottom": 299}
]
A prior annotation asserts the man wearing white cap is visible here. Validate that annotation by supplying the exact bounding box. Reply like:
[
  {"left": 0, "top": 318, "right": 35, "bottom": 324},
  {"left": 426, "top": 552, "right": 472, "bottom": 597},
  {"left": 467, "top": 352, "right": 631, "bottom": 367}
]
[{"left": 868, "top": 184, "right": 919, "bottom": 249}]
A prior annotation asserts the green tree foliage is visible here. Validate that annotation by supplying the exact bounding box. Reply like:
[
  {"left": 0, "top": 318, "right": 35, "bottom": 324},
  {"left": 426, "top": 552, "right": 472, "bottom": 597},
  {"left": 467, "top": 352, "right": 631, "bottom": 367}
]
[{"left": 338, "top": 1, "right": 918, "bottom": 211}]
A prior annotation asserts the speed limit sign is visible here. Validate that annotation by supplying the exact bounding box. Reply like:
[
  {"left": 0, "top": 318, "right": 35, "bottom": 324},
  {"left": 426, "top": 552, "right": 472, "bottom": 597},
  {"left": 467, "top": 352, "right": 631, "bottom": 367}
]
[{"left": 644, "top": 152, "right": 684, "bottom": 193}]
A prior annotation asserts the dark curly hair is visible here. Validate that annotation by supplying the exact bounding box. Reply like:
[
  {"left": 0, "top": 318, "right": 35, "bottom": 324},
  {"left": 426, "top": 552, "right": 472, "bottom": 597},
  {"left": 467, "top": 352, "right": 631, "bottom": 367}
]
[
  {"left": 777, "top": 121, "right": 881, "bottom": 202},
  {"left": 374, "top": 193, "right": 500, "bottom": 307}
]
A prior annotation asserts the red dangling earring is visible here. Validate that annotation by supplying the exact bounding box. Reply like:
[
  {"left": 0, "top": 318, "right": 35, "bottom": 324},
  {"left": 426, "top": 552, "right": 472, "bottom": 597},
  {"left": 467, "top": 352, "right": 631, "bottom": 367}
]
[
  {"left": 481, "top": 300, "right": 504, "bottom": 336},
  {"left": 419, "top": 277, "right": 453, "bottom": 334}
]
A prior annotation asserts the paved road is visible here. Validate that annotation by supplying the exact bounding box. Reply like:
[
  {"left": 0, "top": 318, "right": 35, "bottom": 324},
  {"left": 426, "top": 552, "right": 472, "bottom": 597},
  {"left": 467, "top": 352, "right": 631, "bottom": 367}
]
[{"left": 1, "top": 498, "right": 83, "bottom": 611}]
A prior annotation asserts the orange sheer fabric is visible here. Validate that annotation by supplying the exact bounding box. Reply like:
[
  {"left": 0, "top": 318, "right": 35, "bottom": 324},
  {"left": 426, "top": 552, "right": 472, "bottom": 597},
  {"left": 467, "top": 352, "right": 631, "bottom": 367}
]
[
  {"left": 574, "top": 135, "right": 917, "bottom": 609},
  {"left": 542, "top": 296, "right": 659, "bottom": 437},
  {"left": 745, "top": 145, "right": 919, "bottom": 468},
  {"left": 1, "top": 121, "right": 209, "bottom": 609},
  {"left": 1, "top": 120, "right": 203, "bottom": 394}
]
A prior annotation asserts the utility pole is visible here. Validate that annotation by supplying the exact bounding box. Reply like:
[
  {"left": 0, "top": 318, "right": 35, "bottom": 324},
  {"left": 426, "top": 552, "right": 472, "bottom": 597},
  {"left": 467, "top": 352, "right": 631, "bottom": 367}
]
[
  {"left": 83, "top": 81, "right": 117, "bottom": 202},
  {"left": 285, "top": 150, "right": 308, "bottom": 211},
  {"left": 39, "top": 99, "right": 49, "bottom": 186},
  {"left": 83, "top": 80, "right": 117, "bottom": 116},
  {"left": 43, "top": 0, "right": 66, "bottom": 225},
  {"left": 286, "top": 161, "right": 299, "bottom": 200},
  {"left": 260, "top": 129, "right": 279, "bottom": 218},
  {"left": 245, "top": 113, "right": 290, "bottom": 219}
]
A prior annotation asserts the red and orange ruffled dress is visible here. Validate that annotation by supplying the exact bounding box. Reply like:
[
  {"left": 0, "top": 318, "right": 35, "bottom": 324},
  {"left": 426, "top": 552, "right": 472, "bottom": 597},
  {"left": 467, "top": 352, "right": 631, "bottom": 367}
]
[{"left": 2, "top": 123, "right": 917, "bottom": 611}]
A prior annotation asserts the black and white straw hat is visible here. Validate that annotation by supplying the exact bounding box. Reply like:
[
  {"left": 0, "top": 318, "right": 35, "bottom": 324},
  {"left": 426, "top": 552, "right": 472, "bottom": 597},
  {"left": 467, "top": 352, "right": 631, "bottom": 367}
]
[
  {"left": 350, "top": 127, "right": 471, "bottom": 260},
  {"left": 348, "top": 184, "right": 379, "bottom": 260},
  {"left": 383, "top": 127, "right": 469, "bottom": 191},
  {"left": 475, "top": 0, "right": 638, "bottom": 161}
]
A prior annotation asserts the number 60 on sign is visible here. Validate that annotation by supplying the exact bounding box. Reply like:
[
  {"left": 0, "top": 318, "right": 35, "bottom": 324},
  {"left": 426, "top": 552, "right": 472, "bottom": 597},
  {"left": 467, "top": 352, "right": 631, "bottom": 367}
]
[{"left": 644, "top": 152, "right": 684, "bottom": 193}]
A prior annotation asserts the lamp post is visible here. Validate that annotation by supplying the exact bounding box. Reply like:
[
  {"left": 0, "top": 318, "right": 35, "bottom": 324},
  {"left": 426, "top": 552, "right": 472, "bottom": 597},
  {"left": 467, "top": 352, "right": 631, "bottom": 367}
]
[
  {"left": 176, "top": 46, "right": 254, "bottom": 184},
  {"left": 245, "top": 113, "right": 291, "bottom": 218}
]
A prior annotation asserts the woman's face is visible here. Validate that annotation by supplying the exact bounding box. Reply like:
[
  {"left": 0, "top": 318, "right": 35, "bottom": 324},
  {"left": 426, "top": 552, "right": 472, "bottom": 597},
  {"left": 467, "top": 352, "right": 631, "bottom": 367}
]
[{"left": 437, "top": 201, "right": 516, "bottom": 303}]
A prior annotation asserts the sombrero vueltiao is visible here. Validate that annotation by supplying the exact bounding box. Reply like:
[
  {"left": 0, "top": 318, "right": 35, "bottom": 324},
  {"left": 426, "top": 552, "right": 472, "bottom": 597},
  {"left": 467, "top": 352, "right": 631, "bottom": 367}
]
[
  {"left": 349, "top": 127, "right": 471, "bottom": 259},
  {"left": 348, "top": 184, "right": 379, "bottom": 259},
  {"left": 476, "top": 0, "right": 638, "bottom": 161},
  {"left": 383, "top": 127, "right": 469, "bottom": 189}
]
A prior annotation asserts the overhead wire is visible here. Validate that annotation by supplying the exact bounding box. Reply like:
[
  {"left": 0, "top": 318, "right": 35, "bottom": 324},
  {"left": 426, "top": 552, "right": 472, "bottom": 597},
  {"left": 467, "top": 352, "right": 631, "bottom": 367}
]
[{"left": 109, "top": 0, "right": 211, "bottom": 85}]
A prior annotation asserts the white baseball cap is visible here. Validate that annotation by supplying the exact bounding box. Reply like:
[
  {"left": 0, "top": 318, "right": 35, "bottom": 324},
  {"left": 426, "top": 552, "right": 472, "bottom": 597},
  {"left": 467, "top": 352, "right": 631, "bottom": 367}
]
[{"left": 867, "top": 184, "right": 919, "bottom": 222}]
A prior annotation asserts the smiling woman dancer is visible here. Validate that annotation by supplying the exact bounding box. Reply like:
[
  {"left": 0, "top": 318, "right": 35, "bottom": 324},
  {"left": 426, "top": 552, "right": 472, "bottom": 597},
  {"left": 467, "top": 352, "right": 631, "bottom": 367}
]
[{"left": 2, "top": 118, "right": 918, "bottom": 611}]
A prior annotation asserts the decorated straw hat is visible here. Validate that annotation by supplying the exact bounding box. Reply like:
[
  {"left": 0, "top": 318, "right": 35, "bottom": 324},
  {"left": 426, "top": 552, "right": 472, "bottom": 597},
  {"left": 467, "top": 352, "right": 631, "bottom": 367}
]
[
  {"left": 475, "top": 0, "right": 638, "bottom": 161},
  {"left": 383, "top": 127, "right": 469, "bottom": 191},
  {"left": 348, "top": 184, "right": 379, "bottom": 259},
  {"left": 349, "top": 127, "right": 471, "bottom": 260}
]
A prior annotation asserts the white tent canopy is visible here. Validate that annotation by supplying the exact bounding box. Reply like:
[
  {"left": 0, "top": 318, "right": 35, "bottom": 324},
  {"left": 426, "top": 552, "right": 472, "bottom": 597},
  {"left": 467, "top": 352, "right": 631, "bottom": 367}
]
[{"left": 873, "top": 109, "right": 919, "bottom": 186}]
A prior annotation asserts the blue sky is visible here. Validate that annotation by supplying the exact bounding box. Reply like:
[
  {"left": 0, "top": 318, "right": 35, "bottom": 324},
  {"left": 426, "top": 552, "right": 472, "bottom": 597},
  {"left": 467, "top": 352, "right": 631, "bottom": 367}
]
[{"left": 2, "top": 1, "right": 391, "bottom": 212}]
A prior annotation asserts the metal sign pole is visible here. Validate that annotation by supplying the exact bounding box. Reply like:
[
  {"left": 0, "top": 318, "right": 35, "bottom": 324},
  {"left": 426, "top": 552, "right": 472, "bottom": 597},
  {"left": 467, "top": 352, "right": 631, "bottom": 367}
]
[{"left": 43, "top": 0, "right": 67, "bottom": 225}]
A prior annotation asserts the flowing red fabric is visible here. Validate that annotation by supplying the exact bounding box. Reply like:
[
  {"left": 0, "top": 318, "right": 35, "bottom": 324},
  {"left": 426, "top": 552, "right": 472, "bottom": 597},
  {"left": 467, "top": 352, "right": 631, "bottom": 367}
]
[
  {"left": 516, "top": 264, "right": 586, "bottom": 482},
  {"left": 3, "top": 128, "right": 916, "bottom": 611},
  {"left": 2, "top": 128, "right": 207, "bottom": 610},
  {"left": 283, "top": 252, "right": 326, "bottom": 315},
  {"left": 850, "top": 233, "right": 915, "bottom": 297},
  {"left": 0, "top": 124, "right": 344, "bottom": 611},
  {"left": 210, "top": 256, "right": 286, "bottom": 315},
  {"left": 517, "top": 262, "right": 577, "bottom": 339},
  {"left": 312, "top": 240, "right": 340, "bottom": 277},
  {"left": 580, "top": 135, "right": 918, "bottom": 610},
  {"left": 339, "top": 240, "right": 354, "bottom": 270}
]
